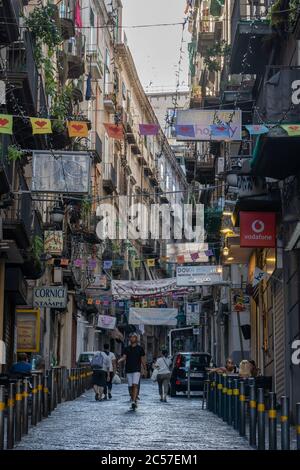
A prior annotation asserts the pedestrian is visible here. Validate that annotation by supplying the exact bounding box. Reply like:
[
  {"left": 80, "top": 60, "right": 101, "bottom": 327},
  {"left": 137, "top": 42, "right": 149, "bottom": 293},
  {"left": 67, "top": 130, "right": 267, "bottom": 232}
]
[
  {"left": 91, "top": 350, "right": 110, "bottom": 401},
  {"left": 118, "top": 333, "right": 146, "bottom": 410},
  {"left": 10, "top": 353, "right": 32, "bottom": 376},
  {"left": 103, "top": 343, "right": 116, "bottom": 400},
  {"left": 208, "top": 357, "right": 237, "bottom": 375},
  {"left": 154, "top": 349, "right": 172, "bottom": 402}
]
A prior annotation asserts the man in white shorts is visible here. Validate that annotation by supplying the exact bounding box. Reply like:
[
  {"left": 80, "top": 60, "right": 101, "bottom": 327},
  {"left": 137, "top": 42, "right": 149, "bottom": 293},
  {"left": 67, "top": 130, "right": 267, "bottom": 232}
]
[{"left": 118, "top": 333, "right": 146, "bottom": 410}]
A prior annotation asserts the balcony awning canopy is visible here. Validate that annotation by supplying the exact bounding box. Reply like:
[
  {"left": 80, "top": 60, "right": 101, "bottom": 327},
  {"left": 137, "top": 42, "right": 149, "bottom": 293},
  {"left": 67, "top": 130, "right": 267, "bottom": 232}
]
[{"left": 251, "top": 126, "right": 300, "bottom": 179}]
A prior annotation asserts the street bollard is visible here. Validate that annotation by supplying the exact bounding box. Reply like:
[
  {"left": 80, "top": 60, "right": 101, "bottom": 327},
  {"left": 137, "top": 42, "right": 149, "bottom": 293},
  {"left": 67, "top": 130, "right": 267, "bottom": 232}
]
[
  {"left": 54, "top": 369, "right": 58, "bottom": 408},
  {"left": 280, "top": 396, "right": 290, "bottom": 450},
  {"left": 257, "top": 388, "right": 265, "bottom": 450},
  {"left": 213, "top": 373, "right": 217, "bottom": 414},
  {"left": 222, "top": 375, "right": 227, "bottom": 422},
  {"left": 37, "top": 374, "right": 43, "bottom": 422},
  {"left": 227, "top": 379, "right": 233, "bottom": 425},
  {"left": 50, "top": 369, "right": 55, "bottom": 411},
  {"left": 43, "top": 374, "right": 49, "bottom": 418},
  {"left": 56, "top": 368, "right": 61, "bottom": 404},
  {"left": 268, "top": 392, "right": 277, "bottom": 450},
  {"left": 31, "top": 374, "right": 38, "bottom": 426},
  {"left": 0, "top": 385, "right": 5, "bottom": 450},
  {"left": 249, "top": 384, "right": 257, "bottom": 447},
  {"left": 233, "top": 378, "right": 239, "bottom": 430},
  {"left": 22, "top": 378, "right": 29, "bottom": 435},
  {"left": 239, "top": 380, "right": 246, "bottom": 437},
  {"left": 7, "top": 382, "right": 15, "bottom": 450},
  {"left": 296, "top": 403, "right": 300, "bottom": 451},
  {"left": 187, "top": 368, "right": 191, "bottom": 399},
  {"left": 217, "top": 373, "right": 223, "bottom": 418},
  {"left": 15, "top": 379, "right": 23, "bottom": 442},
  {"left": 71, "top": 368, "right": 74, "bottom": 400}
]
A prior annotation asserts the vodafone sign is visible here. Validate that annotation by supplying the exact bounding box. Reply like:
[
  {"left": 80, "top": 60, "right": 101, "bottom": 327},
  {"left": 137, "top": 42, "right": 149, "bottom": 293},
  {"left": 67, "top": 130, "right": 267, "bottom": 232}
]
[{"left": 240, "top": 212, "right": 276, "bottom": 248}]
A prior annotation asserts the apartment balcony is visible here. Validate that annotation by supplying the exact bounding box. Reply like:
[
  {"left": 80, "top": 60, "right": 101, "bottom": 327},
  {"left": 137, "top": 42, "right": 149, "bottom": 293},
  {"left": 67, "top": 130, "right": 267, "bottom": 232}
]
[
  {"left": 131, "top": 138, "right": 142, "bottom": 156},
  {"left": 86, "top": 44, "right": 103, "bottom": 79},
  {"left": 149, "top": 170, "right": 159, "bottom": 187},
  {"left": 1, "top": 32, "right": 39, "bottom": 115},
  {"left": 0, "top": 0, "right": 23, "bottom": 44},
  {"left": 103, "top": 163, "right": 117, "bottom": 193},
  {"left": 141, "top": 239, "right": 157, "bottom": 256},
  {"left": 230, "top": 0, "right": 272, "bottom": 74},
  {"left": 90, "top": 131, "right": 102, "bottom": 163},
  {"left": 103, "top": 92, "right": 116, "bottom": 113},
  {"left": 3, "top": 188, "right": 33, "bottom": 250},
  {"left": 0, "top": 135, "right": 13, "bottom": 195},
  {"left": 197, "top": 156, "right": 215, "bottom": 185},
  {"left": 64, "top": 33, "right": 85, "bottom": 79},
  {"left": 59, "top": 0, "right": 76, "bottom": 40}
]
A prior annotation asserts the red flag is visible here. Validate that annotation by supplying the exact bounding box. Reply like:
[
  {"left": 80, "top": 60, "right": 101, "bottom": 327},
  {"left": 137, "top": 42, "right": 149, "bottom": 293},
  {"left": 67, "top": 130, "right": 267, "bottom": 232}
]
[
  {"left": 139, "top": 124, "right": 159, "bottom": 136},
  {"left": 75, "top": 0, "right": 82, "bottom": 28},
  {"left": 104, "top": 123, "right": 124, "bottom": 140}
]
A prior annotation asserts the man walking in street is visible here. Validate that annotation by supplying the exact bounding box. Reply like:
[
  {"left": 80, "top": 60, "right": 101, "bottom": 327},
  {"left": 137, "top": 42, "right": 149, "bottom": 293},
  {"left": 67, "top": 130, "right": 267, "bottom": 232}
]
[
  {"left": 103, "top": 343, "right": 116, "bottom": 400},
  {"left": 118, "top": 333, "right": 146, "bottom": 410}
]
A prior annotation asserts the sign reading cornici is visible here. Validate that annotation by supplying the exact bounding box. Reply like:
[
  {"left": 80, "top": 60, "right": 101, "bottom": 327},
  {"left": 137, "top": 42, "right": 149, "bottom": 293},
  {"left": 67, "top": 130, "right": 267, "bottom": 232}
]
[{"left": 33, "top": 286, "right": 68, "bottom": 308}]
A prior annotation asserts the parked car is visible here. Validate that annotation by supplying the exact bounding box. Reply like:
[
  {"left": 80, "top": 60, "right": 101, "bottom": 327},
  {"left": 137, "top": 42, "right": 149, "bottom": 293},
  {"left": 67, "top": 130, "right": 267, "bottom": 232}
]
[
  {"left": 77, "top": 351, "right": 97, "bottom": 367},
  {"left": 169, "top": 352, "right": 211, "bottom": 396}
]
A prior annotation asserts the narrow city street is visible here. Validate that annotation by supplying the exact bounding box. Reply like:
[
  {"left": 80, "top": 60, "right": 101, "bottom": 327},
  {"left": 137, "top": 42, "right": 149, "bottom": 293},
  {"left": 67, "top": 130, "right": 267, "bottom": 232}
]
[{"left": 14, "top": 381, "right": 251, "bottom": 451}]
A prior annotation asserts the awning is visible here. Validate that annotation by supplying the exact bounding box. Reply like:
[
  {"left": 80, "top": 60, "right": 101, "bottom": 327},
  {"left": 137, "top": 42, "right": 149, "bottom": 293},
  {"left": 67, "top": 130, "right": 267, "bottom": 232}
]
[{"left": 251, "top": 126, "right": 300, "bottom": 179}]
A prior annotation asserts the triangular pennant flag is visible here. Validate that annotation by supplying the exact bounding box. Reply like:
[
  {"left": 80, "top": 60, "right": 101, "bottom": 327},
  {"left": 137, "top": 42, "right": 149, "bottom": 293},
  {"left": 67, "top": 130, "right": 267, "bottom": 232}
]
[
  {"left": 104, "top": 123, "right": 124, "bottom": 140},
  {"left": 191, "top": 252, "right": 199, "bottom": 262},
  {"left": 210, "top": 123, "right": 230, "bottom": 138},
  {"left": 142, "top": 300, "right": 148, "bottom": 307},
  {"left": 175, "top": 124, "right": 195, "bottom": 138},
  {"left": 103, "top": 260, "right": 112, "bottom": 270},
  {"left": 245, "top": 124, "right": 269, "bottom": 135},
  {"left": 177, "top": 255, "right": 185, "bottom": 264},
  {"left": 87, "top": 298, "right": 93, "bottom": 305},
  {"left": 133, "top": 259, "right": 141, "bottom": 268},
  {"left": 139, "top": 124, "right": 159, "bottom": 136},
  {"left": 150, "top": 300, "right": 156, "bottom": 307},
  {"left": 146, "top": 258, "right": 155, "bottom": 267},
  {"left": 0, "top": 114, "right": 13, "bottom": 134},
  {"left": 135, "top": 302, "right": 140, "bottom": 308},
  {"left": 281, "top": 124, "right": 300, "bottom": 137},
  {"left": 67, "top": 121, "right": 89, "bottom": 138},
  {"left": 30, "top": 117, "right": 52, "bottom": 135},
  {"left": 252, "top": 267, "right": 268, "bottom": 287}
]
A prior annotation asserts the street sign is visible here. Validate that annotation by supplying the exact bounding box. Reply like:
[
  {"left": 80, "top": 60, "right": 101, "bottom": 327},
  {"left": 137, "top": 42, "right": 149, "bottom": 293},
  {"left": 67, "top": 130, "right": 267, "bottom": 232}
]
[
  {"left": 176, "top": 265, "right": 223, "bottom": 286},
  {"left": 33, "top": 286, "right": 67, "bottom": 308}
]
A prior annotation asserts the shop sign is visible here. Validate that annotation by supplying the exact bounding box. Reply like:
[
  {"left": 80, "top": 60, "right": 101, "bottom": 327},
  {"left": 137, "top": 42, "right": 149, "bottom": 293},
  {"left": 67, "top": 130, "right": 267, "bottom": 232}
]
[
  {"left": 16, "top": 309, "right": 40, "bottom": 352},
  {"left": 176, "top": 265, "right": 223, "bottom": 286},
  {"left": 240, "top": 212, "right": 276, "bottom": 248},
  {"left": 44, "top": 230, "right": 63, "bottom": 255},
  {"left": 33, "top": 286, "right": 67, "bottom": 308}
]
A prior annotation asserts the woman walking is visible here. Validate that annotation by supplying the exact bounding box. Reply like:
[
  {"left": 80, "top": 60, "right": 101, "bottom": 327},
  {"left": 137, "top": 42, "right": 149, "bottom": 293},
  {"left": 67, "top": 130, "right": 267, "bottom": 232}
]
[{"left": 154, "top": 349, "right": 172, "bottom": 402}]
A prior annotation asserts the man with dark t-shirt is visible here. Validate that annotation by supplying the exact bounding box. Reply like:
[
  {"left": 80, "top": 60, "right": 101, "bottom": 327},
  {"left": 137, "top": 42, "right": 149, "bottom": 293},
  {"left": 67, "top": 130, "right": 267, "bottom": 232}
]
[{"left": 118, "top": 332, "right": 146, "bottom": 410}]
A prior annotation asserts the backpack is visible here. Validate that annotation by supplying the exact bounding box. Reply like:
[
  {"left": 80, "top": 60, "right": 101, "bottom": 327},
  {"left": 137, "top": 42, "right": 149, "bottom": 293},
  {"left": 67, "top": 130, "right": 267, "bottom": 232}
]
[{"left": 91, "top": 352, "right": 104, "bottom": 369}]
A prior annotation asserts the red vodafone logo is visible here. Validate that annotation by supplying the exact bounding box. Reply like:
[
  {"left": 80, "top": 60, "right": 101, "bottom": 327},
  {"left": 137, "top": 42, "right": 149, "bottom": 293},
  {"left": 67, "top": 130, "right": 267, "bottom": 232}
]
[
  {"left": 240, "top": 212, "right": 276, "bottom": 248},
  {"left": 251, "top": 220, "right": 265, "bottom": 233}
]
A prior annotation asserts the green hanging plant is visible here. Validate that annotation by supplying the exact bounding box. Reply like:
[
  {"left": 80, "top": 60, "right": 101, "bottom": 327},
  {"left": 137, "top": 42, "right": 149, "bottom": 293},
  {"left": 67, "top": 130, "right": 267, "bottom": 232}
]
[
  {"left": 31, "top": 235, "right": 44, "bottom": 260},
  {"left": 203, "top": 40, "right": 231, "bottom": 73},
  {"left": 24, "top": 3, "right": 62, "bottom": 58},
  {"left": 80, "top": 198, "right": 92, "bottom": 219},
  {"left": 8, "top": 145, "right": 24, "bottom": 162}
]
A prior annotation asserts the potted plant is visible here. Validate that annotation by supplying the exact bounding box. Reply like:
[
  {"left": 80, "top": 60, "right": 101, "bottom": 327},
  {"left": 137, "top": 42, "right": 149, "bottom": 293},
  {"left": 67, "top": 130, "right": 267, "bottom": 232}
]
[{"left": 22, "top": 235, "right": 45, "bottom": 279}]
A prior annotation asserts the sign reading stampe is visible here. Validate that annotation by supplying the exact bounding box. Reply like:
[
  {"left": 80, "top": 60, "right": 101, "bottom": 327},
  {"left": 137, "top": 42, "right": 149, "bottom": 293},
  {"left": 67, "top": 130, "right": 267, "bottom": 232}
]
[{"left": 67, "top": 121, "right": 89, "bottom": 138}]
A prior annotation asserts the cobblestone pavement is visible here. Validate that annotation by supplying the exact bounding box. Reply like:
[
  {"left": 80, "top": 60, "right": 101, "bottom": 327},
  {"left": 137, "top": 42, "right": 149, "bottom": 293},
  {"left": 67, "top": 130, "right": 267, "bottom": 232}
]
[{"left": 14, "top": 380, "right": 252, "bottom": 450}]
